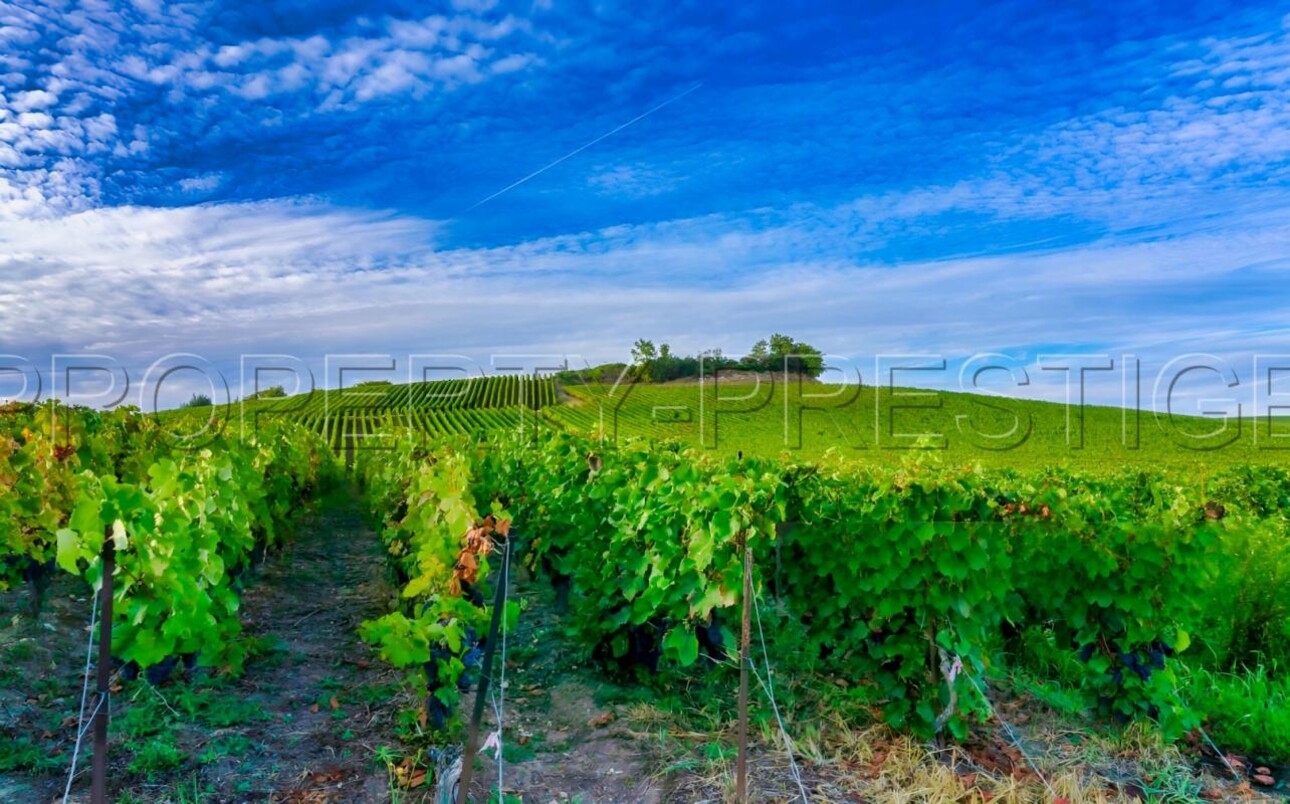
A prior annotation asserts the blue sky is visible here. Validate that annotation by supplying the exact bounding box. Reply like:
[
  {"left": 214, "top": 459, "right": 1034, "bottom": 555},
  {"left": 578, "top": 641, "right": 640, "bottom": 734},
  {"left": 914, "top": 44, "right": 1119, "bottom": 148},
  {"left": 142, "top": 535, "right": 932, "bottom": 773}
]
[{"left": 2, "top": 0, "right": 1290, "bottom": 411}]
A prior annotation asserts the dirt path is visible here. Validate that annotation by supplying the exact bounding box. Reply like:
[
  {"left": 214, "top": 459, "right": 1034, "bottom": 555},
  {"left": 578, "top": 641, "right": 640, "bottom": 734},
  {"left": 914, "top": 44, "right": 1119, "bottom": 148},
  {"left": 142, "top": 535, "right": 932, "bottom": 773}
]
[
  {"left": 203, "top": 485, "right": 406, "bottom": 802},
  {"left": 456, "top": 565, "right": 668, "bottom": 804},
  {"left": 0, "top": 486, "right": 415, "bottom": 803}
]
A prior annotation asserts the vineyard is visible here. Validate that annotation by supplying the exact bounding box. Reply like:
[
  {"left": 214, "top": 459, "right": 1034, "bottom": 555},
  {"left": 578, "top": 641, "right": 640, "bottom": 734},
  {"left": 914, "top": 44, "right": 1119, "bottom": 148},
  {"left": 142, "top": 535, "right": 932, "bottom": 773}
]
[
  {"left": 2, "top": 386, "right": 1289, "bottom": 801},
  {"left": 229, "top": 375, "right": 558, "bottom": 451}
]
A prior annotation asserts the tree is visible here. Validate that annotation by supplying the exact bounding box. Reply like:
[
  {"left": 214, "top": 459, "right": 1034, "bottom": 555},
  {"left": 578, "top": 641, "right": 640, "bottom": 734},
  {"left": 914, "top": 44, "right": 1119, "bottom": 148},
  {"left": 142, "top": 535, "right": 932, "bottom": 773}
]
[
  {"left": 768, "top": 333, "right": 795, "bottom": 357},
  {"left": 631, "top": 339, "right": 657, "bottom": 363},
  {"left": 753, "top": 333, "right": 825, "bottom": 377},
  {"left": 651, "top": 343, "right": 675, "bottom": 382},
  {"left": 738, "top": 339, "right": 771, "bottom": 372},
  {"left": 785, "top": 341, "right": 825, "bottom": 378},
  {"left": 631, "top": 339, "right": 658, "bottom": 380},
  {"left": 182, "top": 393, "right": 213, "bottom": 409}
]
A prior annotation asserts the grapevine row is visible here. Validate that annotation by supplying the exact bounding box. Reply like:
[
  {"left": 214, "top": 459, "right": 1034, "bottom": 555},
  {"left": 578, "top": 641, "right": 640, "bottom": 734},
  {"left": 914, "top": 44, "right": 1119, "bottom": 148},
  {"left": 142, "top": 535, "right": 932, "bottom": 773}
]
[
  {"left": 355, "top": 428, "right": 1284, "bottom": 740},
  {"left": 0, "top": 402, "right": 337, "bottom": 673}
]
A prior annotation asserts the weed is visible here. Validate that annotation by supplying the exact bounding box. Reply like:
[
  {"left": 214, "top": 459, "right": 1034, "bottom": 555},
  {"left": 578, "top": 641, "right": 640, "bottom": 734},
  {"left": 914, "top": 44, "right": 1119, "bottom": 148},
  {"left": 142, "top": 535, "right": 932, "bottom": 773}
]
[
  {"left": 1184, "top": 662, "right": 1290, "bottom": 760},
  {"left": 1194, "top": 517, "right": 1290, "bottom": 671},
  {"left": 0, "top": 734, "right": 62, "bottom": 772},
  {"left": 198, "top": 733, "right": 254, "bottom": 764},
  {"left": 1008, "top": 668, "right": 1093, "bottom": 719},
  {"left": 1132, "top": 763, "right": 1206, "bottom": 803},
  {"left": 242, "top": 634, "right": 288, "bottom": 668},
  {"left": 355, "top": 680, "right": 401, "bottom": 705},
  {"left": 4, "top": 640, "right": 34, "bottom": 662},
  {"left": 701, "top": 740, "right": 731, "bottom": 762},
  {"left": 169, "top": 773, "right": 215, "bottom": 803},
  {"left": 177, "top": 687, "right": 269, "bottom": 728},
  {"left": 508, "top": 642, "right": 539, "bottom": 664},
  {"left": 117, "top": 694, "right": 171, "bottom": 739},
  {"left": 501, "top": 731, "right": 543, "bottom": 763},
  {"left": 128, "top": 735, "right": 187, "bottom": 774}
]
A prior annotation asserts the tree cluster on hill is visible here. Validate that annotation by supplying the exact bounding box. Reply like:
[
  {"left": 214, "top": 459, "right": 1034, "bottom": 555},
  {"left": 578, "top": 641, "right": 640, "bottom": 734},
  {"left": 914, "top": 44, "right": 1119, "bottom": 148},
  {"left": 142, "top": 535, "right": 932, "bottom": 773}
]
[
  {"left": 625, "top": 334, "right": 825, "bottom": 382},
  {"left": 245, "top": 385, "right": 288, "bottom": 401}
]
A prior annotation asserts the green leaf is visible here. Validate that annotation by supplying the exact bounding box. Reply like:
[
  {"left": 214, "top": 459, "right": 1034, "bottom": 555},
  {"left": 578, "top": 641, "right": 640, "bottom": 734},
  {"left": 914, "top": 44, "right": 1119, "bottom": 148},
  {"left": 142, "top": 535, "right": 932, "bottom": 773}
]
[
  {"left": 55, "top": 529, "right": 82, "bottom": 574},
  {"left": 662, "top": 626, "right": 699, "bottom": 666},
  {"left": 68, "top": 495, "right": 102, "bottom": 537}
]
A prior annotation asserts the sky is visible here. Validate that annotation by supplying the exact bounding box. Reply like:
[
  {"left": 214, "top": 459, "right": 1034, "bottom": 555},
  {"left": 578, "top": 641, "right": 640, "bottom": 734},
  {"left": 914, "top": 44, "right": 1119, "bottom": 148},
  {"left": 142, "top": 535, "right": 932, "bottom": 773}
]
[{"left": 2, "top": 0, "right": 1290, "bottom": 414}]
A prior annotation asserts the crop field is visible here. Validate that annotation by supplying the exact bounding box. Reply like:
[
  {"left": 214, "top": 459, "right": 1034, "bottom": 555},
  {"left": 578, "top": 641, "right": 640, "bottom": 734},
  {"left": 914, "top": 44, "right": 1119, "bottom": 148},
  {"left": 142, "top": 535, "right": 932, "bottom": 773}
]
[
  {"left": 4, "top": 378, "right": 1289, "bottom": 802},
  {"left": 197, "top": 375, "right": 559, "bottom": 451}
]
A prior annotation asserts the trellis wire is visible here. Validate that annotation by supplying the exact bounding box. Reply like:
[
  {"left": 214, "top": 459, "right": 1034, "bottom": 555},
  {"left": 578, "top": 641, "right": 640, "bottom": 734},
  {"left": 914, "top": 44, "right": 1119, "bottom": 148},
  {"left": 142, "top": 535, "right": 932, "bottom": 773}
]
[{"left": 62, "top": 589, "right": 100, "bottom": 802}]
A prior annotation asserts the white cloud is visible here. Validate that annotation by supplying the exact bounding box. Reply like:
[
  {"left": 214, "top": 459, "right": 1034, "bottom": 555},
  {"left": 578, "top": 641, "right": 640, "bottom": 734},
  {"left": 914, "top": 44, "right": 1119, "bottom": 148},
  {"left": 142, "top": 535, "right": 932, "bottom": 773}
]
[
  {"left": 1, "top": 189, "right": 1288, "bottom": 412},
  {"left": 115, "top": 10, "right": 540, "bottom": 108},
  {"left": 1017, "top": 25, "right": 1290, "bottom": 190},
  {"left": 0, "top": 0, "right": 544, "bottom": 217},
  {"left": 177, "top": 173, "right": 222, "bottom": 193},
  {"left": 0, "top": 163, "right": 101, "bottom": 219},
  {"left": 10, "top": 89, "right": 58, "bottom": 112},
  {"left": 16, "top": 111, "right": 53, "bottom": 129},
  {"left": 587, "top": 164, "right": 682, "bottom": 197}
]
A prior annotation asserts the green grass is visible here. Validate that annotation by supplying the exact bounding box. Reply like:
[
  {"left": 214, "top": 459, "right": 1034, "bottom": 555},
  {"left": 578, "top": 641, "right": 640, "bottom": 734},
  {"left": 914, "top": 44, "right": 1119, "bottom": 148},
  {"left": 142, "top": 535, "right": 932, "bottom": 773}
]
[
  {"left": 0, "top": 734, "right": 63, "bottom": 773},
  {"left": 548, "top": 381, "right": 1289, "bottom": 469},
  {"left": 198, "top": 733, "right": 255, "bottom": 764},
  {"left": 128, "top": 735, "right": 188, "bottom": 774},
  {"left": 1184, "top": 663, "right": 1290, "bottom": 761},
  {"left": 501, "top": 731, "right": 543, "bottom": 763},
  {"left": 118, "top": 680, "right": 268, "bottom": 741}
]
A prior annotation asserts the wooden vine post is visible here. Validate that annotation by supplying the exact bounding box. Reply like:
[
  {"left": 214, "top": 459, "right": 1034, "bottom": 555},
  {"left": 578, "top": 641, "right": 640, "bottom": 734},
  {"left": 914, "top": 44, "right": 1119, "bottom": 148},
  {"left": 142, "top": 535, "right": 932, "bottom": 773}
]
[
  {"left": 91, "top": 531, "right": 116, "bottom": 804},
  {"left": 736, "top": 530, "right": 752, "bottom": 803},
  {"left": 457, "top": 531, "right": 511, "bottom": 804}
]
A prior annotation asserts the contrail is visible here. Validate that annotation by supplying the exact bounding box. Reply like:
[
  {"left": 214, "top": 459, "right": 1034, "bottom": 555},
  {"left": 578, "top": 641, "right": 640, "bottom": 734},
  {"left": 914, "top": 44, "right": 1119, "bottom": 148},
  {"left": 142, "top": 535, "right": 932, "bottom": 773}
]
[{"left": 466, "top": 82, "right": 703, "bottom": 211}]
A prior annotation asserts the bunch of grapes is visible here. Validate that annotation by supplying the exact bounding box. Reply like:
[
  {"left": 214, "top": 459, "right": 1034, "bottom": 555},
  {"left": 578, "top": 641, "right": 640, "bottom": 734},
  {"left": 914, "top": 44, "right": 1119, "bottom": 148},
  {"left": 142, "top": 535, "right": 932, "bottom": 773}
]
[
  {"left": 422, "top": 619, "right": 484, "bottom": 730},
  {"left": 1076, "top": 639, "right": 1175, "bottom": 685}
]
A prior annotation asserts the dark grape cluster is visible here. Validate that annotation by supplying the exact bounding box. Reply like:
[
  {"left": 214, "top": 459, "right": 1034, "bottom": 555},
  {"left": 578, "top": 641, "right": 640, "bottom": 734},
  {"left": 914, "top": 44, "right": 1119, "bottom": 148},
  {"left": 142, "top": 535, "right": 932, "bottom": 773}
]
[
  {"left": 117, "top": 652, "right": 200, "bottom": 685},
  {"left": 595, "top": 620, "right": 663, "bottom": 674},
  {"left": 696, "top": 613, "right": 728, "bottom": 664},
  {"left": 538, "top": 550, "right": 572, "bottom": 612},
  {"left": 421, "top": 615, "right": 486, "bottom": 729},
  {"left": 1076, "top": 639, "right": 1175, "bottom": 685},
  {"left": 596, "top": 614, "right": 730, "bottom": 675}
]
